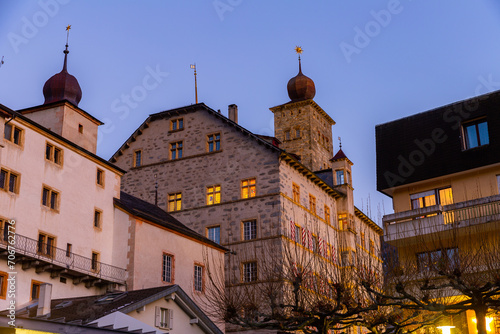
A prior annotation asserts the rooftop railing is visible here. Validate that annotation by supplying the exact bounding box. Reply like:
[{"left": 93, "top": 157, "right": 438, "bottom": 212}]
[{"left": 0, "top": 229, "right": 126, "bottom": 284}]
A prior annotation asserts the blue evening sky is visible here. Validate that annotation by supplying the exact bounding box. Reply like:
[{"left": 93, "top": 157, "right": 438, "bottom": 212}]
[{"left": 2, "top": 0, "right": 500, "bottom": 223}]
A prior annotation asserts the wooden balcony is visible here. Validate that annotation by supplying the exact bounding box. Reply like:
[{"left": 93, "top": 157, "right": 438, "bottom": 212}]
[
  {"left": 0, "top": 230, "right": 126, "bottom": 286},
  {"left": 383, "top": 194, "right": 500, "bottom": 244}
]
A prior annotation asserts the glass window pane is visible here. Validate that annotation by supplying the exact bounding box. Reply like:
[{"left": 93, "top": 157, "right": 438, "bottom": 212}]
[
  {"left": 13, "top": 128, "right": 21, "bottom": 144},
  {"left": 466, "top": 124, "right": 478, "bottom": 148},
  {"left": 477, "top": 121, "right": 489, "bottom": 145},
  {"left": 0, "top": 170, "right": 6, "bottom": 189},
  {"left": 439, "top": 188, "right": 453, "bottom": 206},
  {"left": 4, "top": 124, "right": 12, "bottom": 140},
  {"left": 46, "top": 145, "right": 52, "bottom": 160},
  {"left": 8, "top": 174, "right": 17, "bottom": 193}
]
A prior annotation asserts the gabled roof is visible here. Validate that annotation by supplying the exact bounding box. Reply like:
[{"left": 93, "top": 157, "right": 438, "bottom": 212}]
[
  {"left": 0, "top": 103, "right": 124, "bottom": 174},
  {"left": 109, "top": 103, "right": 344, "bottom": 200},
  {"left": 115, "top": 192, "right": 227, "bottom": 252},
  {"left": 16, "top": 285, "right": 223, "bottom": 334}
]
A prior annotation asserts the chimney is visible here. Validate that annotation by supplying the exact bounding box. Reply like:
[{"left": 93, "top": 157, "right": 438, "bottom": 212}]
[
  {"left": 228, "top": 104, "right": 238, "bottom": 124},
  {"left": 36, "top": 283, "right": 52, "bottom": 317}
]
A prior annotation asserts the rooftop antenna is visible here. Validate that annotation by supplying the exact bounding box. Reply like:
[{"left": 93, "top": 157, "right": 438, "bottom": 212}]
[
  {"left": 154, "top": 174, "right": 158, "bottom": 206},
  {"left": 0, "top": 56, "right": 4, "bottom": 68},
  {"left": 190, "top": 63, "right": 198, "bottom": 104}
]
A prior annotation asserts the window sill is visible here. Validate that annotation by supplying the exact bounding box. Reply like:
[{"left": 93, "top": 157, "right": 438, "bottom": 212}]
[
  {"left": 168, "top": 128, "right": 184, "bottom": 133},
  {"left": 462, "top": 143, "right": 489, "bottom": 152},
  {"left": 41, "top": 206, "right": 59, "bottom": 214}
]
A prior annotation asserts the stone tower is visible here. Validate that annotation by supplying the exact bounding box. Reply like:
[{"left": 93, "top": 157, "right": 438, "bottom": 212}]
[{"left": 270, "top": 54, "right": 335, "bottom": 171}]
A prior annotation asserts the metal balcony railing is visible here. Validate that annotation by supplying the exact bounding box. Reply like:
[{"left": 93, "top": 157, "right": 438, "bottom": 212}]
[
  {"left": 0, "top": 230, "right": 126, "bottom": 284},
  {"left": 383, "top": 194, "right": 500, "bottom": 242}
]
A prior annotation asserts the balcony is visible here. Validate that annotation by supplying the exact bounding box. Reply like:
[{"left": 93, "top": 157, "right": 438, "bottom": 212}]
[
  {"left": 0, "top": 230, "right": 126, "bottom": 286},
  {"left": 383, "top": 194, "right": 500, "bottom": 243}
]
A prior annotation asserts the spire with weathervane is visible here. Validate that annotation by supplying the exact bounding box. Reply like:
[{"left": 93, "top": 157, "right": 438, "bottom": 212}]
[{"left": 43, "top": 25, "right": 82, "bottom": 106}]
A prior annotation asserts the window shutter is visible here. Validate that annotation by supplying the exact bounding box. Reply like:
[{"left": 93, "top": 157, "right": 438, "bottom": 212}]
[
  {"left": 155, "top": 306, "right": 161, "bottom": 327},
  {"left": 169, "top": 309, "right": 174, "bottom": 329}
]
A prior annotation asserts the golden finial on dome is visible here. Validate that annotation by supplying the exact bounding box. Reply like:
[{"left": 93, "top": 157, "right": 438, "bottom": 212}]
[{"left": 294, "top": 46, "right": 303, "bottom": 54}]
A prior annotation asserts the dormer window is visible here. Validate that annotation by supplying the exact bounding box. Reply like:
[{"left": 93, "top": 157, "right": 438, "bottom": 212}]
[
  {"left": 462, "top": 118, "right": 489, "bottom": 149},
  {"left": 336, "top": 170, "right": 345, "bottom": 185}
]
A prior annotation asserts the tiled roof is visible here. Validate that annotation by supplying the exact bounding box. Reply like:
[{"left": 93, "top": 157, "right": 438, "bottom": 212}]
[{"left": 115, "top": 192, "right": 227, "bottom": 252}]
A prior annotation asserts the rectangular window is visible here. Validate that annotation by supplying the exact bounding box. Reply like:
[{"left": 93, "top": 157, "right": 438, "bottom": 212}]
[
  {"left": 285, "top": 130, "right": 291, "bottom": 140},
  {"left": 168, "top": 193, "right": 182, "bottom": 212},
  {"left": 242, "top": 261, "right": 257, "bottom": 282},
  {"left": 325, "top": 205, "right": 331, "bottom": 224},
  {"left": 207, "top": 133, "right": 221, "bottom": 152},
  {"left": 295, "top": 128, "right": 301, "bottom": 138},
  {"left": 0, "top": 168, "right": 20, "bottom": 194},
  {"left": 241, "top": 178, "right": 256, "bottom": 198},
  {"left": 31, "top": 280, "right": 42, "bottom": 300},
  {"left": 4, "top": 123, "right": 22, "bottom": 146},
  {"left": 194, "top": 265, "right": 203, "bottom": 292},
  {"left": 1, "top": 219, "right": 10, "bottom": 242},
  {"left": 309, "top": 195, "right": 316, "bottom": 214},
  {"left": 417, "top": 248, "right": 459, "bottom": 271},
  {"left": 0, "top": 271, "right": 7, "bottom": 299},
  {"left": 292, "top": 183, "right": 300, "bottom": 203},
  {"left": 162, "top": 253, "right": 173, "bottom": 283},
  {"left": 463, "top": 119, "right": 489, "bottom": 149},
  {"left": 66, "top": 243, "right": 72, "bottom": 257},
  {"left": 207, "top": 226, "right": 220, "bottom": 244},
  {"left": 170, "top": 141, "right": 183, "bottom": 160},
  {"left": 336, "top": 170, "right": 345, "bottom": 185},
  {"left": 411, "top": 187, "right": 453, "bottom": 209},
  {"left": 171, "top": 118, "right": 184, "bottom": 131},
  {"left": 42, "top": 186, "right": 59, "bottom": 211},
  {"left": 78, "top": 124, "right": 83, "bottom": 134},
  {"left": 94, "top": 209, "right": 102, "bottom": 228},
  {"left": 243, "top": 220, "right": 257, "bottom": 240},
  {"left": 96, "top": 168, "right": 104, "bottom": 187},
  {"left": 207, "top": 185, "right": 221, "bottom": 205},
  {"left": 91, "top": 252, "right": 100, "bottom": 271},
  {"left": 45, "top": 143, "right": 63, "bottom": 165},
  {"left": 338, "top": 213, "right": 348, "bottom": 230},
  {"left": 156, "top": 307, "right": 173, "bottom": 329},
  {"left": 133, "top": 150, "right": 142, "bottom": 167},
  {"left": 37, "top": 233, "right": 55, "bottom": 258}
]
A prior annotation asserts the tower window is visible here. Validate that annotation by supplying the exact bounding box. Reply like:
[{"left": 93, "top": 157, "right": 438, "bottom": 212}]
[
  {"left": 285, "top": 130, "right": 291, "bottom": 141},
  {"left": 207, "top": 133, "right": 221, "bottom": 152},
  {"left": 295, "top": 128, "right": 300, "bottom": 138},
  {"left": 170, "top": 141, "right": 183, "bottom": 160},
  {"left": 168, "top": 192, "right": 182, "bottom": 212},
  {"left": 133, "top": 150, "right": 142, "bottom": 167},
  {"left": 170, "top": 118, "right": 184, "bottom": 131},
  {"left": 336, "top": 170, "right": 345, "bottom": 185},
  {"left": 241, "top": 178, "right": 256, "bottom": 198},
  {"left": 207, "top": 185, "right": 221, "bottom": 205}
]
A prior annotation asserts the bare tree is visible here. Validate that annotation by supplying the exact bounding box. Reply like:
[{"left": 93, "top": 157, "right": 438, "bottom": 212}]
[{"left": 363, "top": 221, "right": 500, "bottom": 334}]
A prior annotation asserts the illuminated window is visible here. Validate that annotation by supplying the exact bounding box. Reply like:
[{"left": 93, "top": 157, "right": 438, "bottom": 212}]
[
  {"left": 194, "top": 264, "right": 203, "bottom": 292},
  {"left": 242, "top": 261, "right": 257, "bottom": 282},
  {"left": 4, "top": 123, "right": 22, "bottom": 146},
  {"left": 243, "top": 220, "right": 257, "bottom": 240},
  {"left": 0, "top": 168, "right": 20, "bottom": 194},
  {"left": 94, "top": 209, "right": 102, "bottom": 228},
  {"left": 37, "top": 233, "right": 55, "bottom": 258},
  {"left": 207, "top": 133, "right": 221, "bottom": 152},
  {"left": 171, "top": 118, "right": 184, "bottom": 131},
  {"left": 168, "top": 193, "right": 182, "bottom": 212},
  {"left": 324, "top": 205, "right": 331, "bottom": 224},
  {"left": 207, "top": 226, "right": 220, "bottom": 244},
  {"left": 309, "top": 195, "right": 316, "bottom": 214},
  {"left": 207, "top": 185, "right": 221, "bottom": 205},
  {"left": 241, "top": 178, "right": 256, "bottom": 198},
  {"left": 45, "top": 143, "right": 63, "bottom": 165},
  {"left": 336, "top": 170, "right": 345, "bottom": 185},
  {"left": 42, "top": 186, "right": 59, "bottom": 211},
  {"left": 162, "top": 253, "right": 174, "bottom": 283},
  {"left": 96, "top": 168, "right": 104, "bottom": 187},
  {"left": 133, "top": 150, "right": 142, "bottom": 167},
  {"left": 170, "top": 141, "right": 183, "bottom": 160},
  {"left": 338, "top": 213, "right": 348, "bottom": 230},
  {"left": 463, "top": 119, "right": 489, "bottom": 149},
  {"left": 91, "top": 252, "right": 100, "bottom": 271},
  {"left": 411, "top": 187, "right": 453, "bottom": 209},
  {"left": 292, "top": 183, "right": 300, "bottom": 203}
]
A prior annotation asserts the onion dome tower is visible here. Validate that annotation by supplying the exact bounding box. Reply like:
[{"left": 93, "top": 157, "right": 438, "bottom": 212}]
[
  {"left": 42, "top": 31, "right": 82, "bottom": 106},
  {"left": 270, "top": 47, "right": 335, "bottom": 172},
  {"left": 287, "top": 53, "right": 316, "bottom": 102}
]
